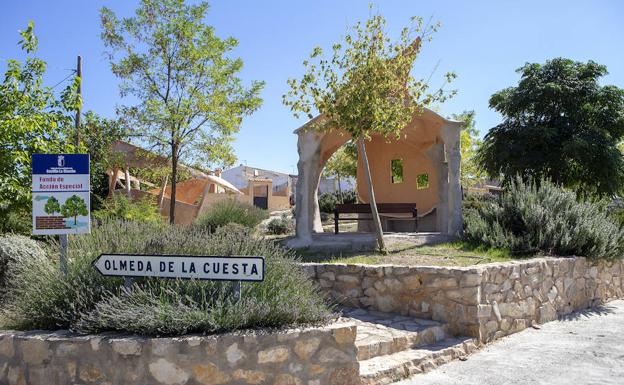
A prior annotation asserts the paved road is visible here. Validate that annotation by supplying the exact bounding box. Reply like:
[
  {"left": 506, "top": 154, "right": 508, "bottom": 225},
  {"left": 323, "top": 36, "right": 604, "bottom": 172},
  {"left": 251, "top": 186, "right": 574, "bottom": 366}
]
[{"left": 397, "top": 300, "right": 624, "bottom": 385}]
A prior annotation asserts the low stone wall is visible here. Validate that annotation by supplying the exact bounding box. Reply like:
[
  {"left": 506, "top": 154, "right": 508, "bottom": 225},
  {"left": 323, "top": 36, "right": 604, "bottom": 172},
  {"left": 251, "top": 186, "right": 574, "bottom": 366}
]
[
  {"left": 301, "top": 256, "right": 624, "bottom": 342},
  {"left": 477, "top": 257, "right": 623, "bottom": 341},
  {"left": 0, "top": 324, "right": 359, "bottom": 385}
]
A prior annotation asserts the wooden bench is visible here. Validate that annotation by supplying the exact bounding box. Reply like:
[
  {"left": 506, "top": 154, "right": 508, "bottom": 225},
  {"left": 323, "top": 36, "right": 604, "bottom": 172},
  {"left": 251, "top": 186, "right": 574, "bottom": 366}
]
[{"left": 333, "top": 203, "right": 417, "bottom": 234}]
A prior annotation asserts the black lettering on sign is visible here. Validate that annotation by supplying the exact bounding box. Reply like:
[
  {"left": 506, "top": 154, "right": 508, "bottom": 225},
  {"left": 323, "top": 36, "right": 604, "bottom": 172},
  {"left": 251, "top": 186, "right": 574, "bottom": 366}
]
[
  {"left": 251, "top": 264, "right": 258, "bottom": 276},
  {"left": 160, "top": 262, "right": 166, "bottom": 272}
]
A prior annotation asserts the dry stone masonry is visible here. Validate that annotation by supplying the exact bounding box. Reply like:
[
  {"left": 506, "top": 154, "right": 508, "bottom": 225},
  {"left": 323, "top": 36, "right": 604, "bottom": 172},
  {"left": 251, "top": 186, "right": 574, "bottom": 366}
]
[
  {"left": 0, "top": 324, "right": 359, "bottom": 385},
  {"left": 301, "top": 256, "right": 624, "bottom": 342}
]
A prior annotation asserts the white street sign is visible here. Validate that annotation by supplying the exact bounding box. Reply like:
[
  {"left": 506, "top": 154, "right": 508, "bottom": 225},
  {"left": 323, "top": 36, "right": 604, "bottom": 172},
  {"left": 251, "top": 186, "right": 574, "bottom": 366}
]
[{"left": 92, "top": 254, "right": 265, "bottom": 281}]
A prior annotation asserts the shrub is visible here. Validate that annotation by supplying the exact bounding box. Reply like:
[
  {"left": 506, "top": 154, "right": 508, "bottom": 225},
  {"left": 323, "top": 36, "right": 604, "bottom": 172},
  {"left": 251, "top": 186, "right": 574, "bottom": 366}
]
[
  {"left": 318, "top": 190, "right": 357, "bottom": 214},
  {"left": 92, "top": 194, "right": 162, "bottom": 224},
  {"left": 266, "top": 214, "right": 294, "bottom": 235},
  {"left": 194, "top": 199, "right": 269, "bottom": 232},
  {"left": 0, "top": 235, "right": 47, "bottom": 292},
  {"left": 463, "top": 177, "right": 624, "bottom": 259},
  {"left": 0, "top": 220, "right": 331, "bottom": 336}
]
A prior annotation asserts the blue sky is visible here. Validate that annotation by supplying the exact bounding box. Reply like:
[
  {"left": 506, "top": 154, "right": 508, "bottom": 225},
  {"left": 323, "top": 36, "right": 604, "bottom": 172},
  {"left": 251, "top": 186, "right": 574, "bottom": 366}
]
[{"left": 1, "top": 0, "right": 623, "bottom": 174}]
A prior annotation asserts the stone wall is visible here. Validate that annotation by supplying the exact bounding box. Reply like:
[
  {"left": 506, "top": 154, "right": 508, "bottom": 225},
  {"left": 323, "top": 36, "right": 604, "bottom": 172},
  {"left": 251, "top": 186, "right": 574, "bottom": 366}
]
[
  {"left": 301, "top": 256, "right": 624, "bottom": 342},
  {"left": 0, "top": 324, "right": 359, "bottom": 385},
  {"left": 477, "top": 257, "right": 623, "bottom": 341}
]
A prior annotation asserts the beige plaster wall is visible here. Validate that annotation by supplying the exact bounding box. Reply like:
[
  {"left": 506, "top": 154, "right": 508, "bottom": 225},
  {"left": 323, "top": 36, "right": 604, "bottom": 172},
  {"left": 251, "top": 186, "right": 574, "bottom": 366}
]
[{"left": 356, "top": 136, "right": 439, "bottom": 214}]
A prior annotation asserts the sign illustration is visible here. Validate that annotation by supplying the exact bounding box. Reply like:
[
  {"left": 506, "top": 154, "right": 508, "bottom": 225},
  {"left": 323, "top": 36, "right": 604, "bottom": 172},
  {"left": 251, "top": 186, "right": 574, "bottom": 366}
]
[
  {"left": 92, "top": 254, "right": 265, "bottom": 281},
  {"left": 32, "top": 154, "right": 90, "bottom": 235}
]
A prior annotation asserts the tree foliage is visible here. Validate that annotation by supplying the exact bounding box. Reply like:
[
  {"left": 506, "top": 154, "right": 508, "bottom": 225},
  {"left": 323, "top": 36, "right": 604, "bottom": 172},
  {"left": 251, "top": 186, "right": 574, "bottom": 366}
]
[
  {"left": 44, "top": 197, "right": 60, "bottom": 215},
  {"left": 0, "top": 22, "right": 81, "bottom": 233},
  {"left": 60, "top": 195, "right": 88, "bottom": 225},
  {"left": 323, "top": 141, "right": 357, "bottom": 189},
  {"left": 283, "top": 12, "right": 456, "bottom": 138},
  {"left": 477, "top": 58, "right": 624, "bottom": 197},
  {"left": 100, "top": 0, "right": 264, "bottom": 223},
  {"left": 283, "top": 9, "right": 455, "bottom": 250},
  {"left": 81, "top": 111, "right": 127, "bottom": 209},
  {"left": 451, "top": 111, "right": 484, "bottom": 187}
]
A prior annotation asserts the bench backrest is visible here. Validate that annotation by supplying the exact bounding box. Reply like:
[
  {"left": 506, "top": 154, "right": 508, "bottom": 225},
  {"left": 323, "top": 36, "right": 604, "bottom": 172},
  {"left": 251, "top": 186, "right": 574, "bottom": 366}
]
[{"left": 335, "top": 203, "right": 416, "bottom": 214}]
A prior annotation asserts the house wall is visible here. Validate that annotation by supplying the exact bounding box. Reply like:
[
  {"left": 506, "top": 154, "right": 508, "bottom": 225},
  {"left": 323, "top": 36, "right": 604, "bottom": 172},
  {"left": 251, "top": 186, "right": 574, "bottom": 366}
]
[{"left": 222, "top": 165, "right": 291, "bottom": 192}]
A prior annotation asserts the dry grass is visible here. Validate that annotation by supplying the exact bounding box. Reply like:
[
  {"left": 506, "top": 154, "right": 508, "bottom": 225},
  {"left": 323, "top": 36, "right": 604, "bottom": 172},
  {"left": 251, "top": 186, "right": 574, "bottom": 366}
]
[{"left": 297, "top": 241, "right": 518, "bottom": 267}]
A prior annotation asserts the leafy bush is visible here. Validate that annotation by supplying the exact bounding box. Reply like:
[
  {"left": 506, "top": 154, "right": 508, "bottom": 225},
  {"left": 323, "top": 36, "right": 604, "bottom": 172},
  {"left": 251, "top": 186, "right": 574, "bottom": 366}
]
[
  {"left": 266, "top": 214, "right": 294, "bottom": 235},
  {"left": 318, "top": 190, "right": 357, "bottom": 214},
  {"left": 0, "top": 235, "right": 47, "bottom": 292},
  {"left": 93, "top": 194, "right": 162, "bottom": 224},
  {"left": 463, "top": 177, "right": 624, "bottom": 259},
  {"left": 0, "top": 220, "right": 331, "bottom": 336},
  {"left": 194, "top": 199, "right": 269, "bottom": 232}
]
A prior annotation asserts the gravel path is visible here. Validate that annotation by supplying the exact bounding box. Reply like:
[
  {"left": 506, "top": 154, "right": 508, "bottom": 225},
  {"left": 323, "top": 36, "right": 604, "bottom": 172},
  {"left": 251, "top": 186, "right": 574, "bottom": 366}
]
[{"left": 396, "top": 299, "right": 624, "bottom": 385}]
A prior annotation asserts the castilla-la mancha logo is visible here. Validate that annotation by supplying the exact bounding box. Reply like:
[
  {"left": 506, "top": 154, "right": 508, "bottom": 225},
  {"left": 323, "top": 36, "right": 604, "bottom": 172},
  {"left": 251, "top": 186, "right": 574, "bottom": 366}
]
[{"left": 57, "top": 155, "right": 65, "bottom": 167}]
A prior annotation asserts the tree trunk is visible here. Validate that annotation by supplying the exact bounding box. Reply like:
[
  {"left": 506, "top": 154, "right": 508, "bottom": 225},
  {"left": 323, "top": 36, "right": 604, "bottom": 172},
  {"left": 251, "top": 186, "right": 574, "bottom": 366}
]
[
  {"left": 358, "top": 137, "right": 386, "bottom": 251},
  {"left": 169, "top": 144, "right": 178, "bottom": 225},
  {"left": 337, "top": 175, "right": 342, "bottom": 193}
]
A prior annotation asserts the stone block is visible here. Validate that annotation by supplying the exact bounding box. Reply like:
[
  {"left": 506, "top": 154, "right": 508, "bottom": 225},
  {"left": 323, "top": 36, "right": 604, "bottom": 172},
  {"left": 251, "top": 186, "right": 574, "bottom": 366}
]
[
  {"left": 459, "top": 273, "right": 481, "bottom": 287},
  {"left": 258, "top": 346, "right": 290, "bottom": 364},
  {"left": 111, "top": 339, "right": 142, "bottom": 356},
  {"left": 225, "top": 343, "right": 246, "bottom": 365},
  {"left": 20, "top": 338, "right": 51, "bottom": 365},
  {"left": 400, "top": 275, "right": 422, "bottom": 290},
  {"left": 232, "top": 369, "right": 266, "bottom": 384},
  {"left": 317, "top": 347, "right": 352, "bottom": 363},
  {"left": 0, "top": 335, "right": 14, "bottom": 358},
  {"left": 193, "top": 363, "right": 230, "bottom": 385},
  {"left": 294, "top": 338, "right": 320, "bottom": 360},
  {"left": 538, "top": 304, "right": 557, "bottom": 324}
]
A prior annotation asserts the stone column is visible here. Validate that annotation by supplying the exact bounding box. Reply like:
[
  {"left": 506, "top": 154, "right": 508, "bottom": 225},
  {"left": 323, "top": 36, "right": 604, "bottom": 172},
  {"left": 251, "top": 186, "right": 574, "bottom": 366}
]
[
  {"left": 426, "top": 143, "right": 448, "bottom": 233},
  {"left": 442, "top": 123, "right": 463, "bottom": 235},
  {"left": 289, "top": 130, "right": 324, "bottom": 248}
]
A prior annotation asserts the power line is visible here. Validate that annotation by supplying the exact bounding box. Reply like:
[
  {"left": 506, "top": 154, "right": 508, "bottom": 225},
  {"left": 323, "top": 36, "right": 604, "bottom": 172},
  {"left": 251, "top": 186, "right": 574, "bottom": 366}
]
[{"left": 50, "top": 70, "right": 77, "bottom": 90}]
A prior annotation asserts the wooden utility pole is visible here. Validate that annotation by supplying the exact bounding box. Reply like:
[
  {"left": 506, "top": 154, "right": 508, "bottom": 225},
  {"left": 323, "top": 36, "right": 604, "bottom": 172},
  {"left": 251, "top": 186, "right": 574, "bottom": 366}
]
[
  {"left": 60, "top": 55, "right": 83, "bottom": 276},
  {"left": 75, "top": 55, "right": 82, "bottom": 149}
]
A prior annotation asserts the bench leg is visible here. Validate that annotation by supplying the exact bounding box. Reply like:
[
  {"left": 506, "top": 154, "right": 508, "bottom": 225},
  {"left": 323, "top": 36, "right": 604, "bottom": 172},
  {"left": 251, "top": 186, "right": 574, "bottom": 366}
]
[{"left": 334, "top": 211, "right": 339, "bottom": 234}]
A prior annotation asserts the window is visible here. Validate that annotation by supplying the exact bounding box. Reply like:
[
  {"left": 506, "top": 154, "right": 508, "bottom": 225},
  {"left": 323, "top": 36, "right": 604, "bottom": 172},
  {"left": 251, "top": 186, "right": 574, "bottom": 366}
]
[
  {"left": 391, "top": 159, "right": 403, "bottom": 184},
  {"left": 416, "top": 173, "right": 429, "bottom": 189}
]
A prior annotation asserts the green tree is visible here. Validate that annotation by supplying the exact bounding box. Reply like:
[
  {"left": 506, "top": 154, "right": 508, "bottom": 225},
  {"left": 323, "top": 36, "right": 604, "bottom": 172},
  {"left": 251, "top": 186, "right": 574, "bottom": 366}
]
[
  {"left": 323, "top": 141, "right": 357, "bottom": 192},
  {"left": 477, "top": 58, "right": 624, "bottom": 197},
  {"left": 451, "top": 111, "right": 484, "bottom": 188},
  {"left": 100, "top": 0, "right": 264, "bottom": 224},
  {"left": 44, "top": 196, "right": 60, "bottom": 215},
  {"left": 0, "top": 22, "right": 81, "bottom": 233},
  {"left": 81, "top": 111, "right": 127, "bottom": 209},
  {"left": 60, "top": 195, "right": 88, "bottom": 225},
  {"left": 283, "top": 10, "right": 455, "bottom": 250}
]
